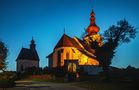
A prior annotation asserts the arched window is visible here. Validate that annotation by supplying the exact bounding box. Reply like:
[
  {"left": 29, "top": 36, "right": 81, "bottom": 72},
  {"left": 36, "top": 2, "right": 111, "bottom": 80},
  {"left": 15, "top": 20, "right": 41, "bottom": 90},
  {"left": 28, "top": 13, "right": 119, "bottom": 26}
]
[{"left": 66, "top": 52, "right": 69, "bottom": 59}]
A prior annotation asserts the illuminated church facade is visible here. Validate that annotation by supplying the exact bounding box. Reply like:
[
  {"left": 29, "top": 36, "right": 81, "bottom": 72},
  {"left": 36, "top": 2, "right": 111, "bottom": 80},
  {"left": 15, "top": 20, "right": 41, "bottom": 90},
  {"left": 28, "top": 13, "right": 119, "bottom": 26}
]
[
  {"left": 47, "top": 34, "right": 99, "bottom": 68},
  {"left": 47, "top": 10, "right": 103, "bottom": 74}
]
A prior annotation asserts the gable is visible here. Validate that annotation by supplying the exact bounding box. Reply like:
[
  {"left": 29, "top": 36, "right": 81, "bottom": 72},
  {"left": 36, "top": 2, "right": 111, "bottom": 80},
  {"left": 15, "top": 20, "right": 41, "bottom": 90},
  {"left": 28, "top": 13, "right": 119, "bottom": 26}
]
[
  {"left": 16, "top": 48, "right": 39, "bottom": 61},
  {"left": 54, "top": 34, "right": 74, "bottom": 49}
]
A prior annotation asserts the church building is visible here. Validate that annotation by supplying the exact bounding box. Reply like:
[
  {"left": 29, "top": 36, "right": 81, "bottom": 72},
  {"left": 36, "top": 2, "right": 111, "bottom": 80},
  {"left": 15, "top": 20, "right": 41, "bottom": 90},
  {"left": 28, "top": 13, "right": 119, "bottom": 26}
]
[
  {"left": 16, "top": 38, "right": 39, "bottom": 73},
  {"left": 47, "top": 10, "right": 103, "bottom": 74},
  {"left": 47, "top": 34, "right": 101, "bottom": 74},
  {"left": 47, "top": 34, "right": 99, "bottom": 67}
]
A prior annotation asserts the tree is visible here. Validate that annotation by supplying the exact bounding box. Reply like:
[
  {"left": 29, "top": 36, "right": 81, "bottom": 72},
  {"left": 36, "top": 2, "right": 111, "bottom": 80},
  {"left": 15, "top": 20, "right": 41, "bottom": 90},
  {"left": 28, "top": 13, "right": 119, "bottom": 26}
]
[
  {"left": 0, "top": 41, "right": 8, "bottom": 72},
  {"left": 95, "top": 19, "right": 137, "bottom": 81}
]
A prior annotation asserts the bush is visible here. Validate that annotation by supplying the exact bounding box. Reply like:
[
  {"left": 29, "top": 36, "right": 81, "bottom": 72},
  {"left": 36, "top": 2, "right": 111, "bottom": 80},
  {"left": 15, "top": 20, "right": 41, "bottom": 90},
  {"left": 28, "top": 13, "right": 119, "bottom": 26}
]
[
  {"left": 29, "top": 74, "right": 52, "bottom": 82},
  {"left": 0, "top": 71, "right": 16, "bottom": 88},
  {"left": 0, "top": 79, "right": 15, "bottom": 88},
  {"left": 54, "top": 67, "right": 66, "bottom": 77}
]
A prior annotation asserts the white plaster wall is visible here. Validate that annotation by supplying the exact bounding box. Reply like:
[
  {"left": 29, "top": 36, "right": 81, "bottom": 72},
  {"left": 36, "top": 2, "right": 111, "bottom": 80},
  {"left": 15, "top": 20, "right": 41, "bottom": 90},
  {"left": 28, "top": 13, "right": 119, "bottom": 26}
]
[{"left": 17, "top": 59, "right": 39, "bottom": 72}]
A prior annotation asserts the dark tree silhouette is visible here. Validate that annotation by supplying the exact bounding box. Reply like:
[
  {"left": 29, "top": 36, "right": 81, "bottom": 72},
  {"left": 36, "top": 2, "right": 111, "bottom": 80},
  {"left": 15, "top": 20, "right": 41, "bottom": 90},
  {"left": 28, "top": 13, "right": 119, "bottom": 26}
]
[
  {"left": 0, "top": 41, "right": 8, "bottom": 72},
  {"left": 90, "top": 19, "right": 137, "bottom": 81}
]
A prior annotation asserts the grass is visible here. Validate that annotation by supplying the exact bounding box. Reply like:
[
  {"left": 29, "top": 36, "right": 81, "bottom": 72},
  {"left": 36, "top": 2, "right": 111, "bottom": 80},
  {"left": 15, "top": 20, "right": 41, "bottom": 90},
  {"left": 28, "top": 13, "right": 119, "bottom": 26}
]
[
  {"left": 73, "top": 81, "right": 139, "bottom": 90},
  {"left": 30, "top": 77, "right": 65, "bottom": 83},
  {"left": 30, "top": 77, "right": 52, "bottom": 82},
  {"left": 17, "top": 74, "right": 65, "bottom": 83}
]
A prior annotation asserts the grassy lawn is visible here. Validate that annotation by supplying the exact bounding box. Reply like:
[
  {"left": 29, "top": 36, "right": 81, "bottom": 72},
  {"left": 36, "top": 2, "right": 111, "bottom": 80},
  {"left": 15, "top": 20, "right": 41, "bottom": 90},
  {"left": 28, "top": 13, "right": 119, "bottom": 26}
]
[
  {"left": 17, "top": 74, "right": 65, "bottom": 83},
  {"left": 30, "top": 77, "right": 64, "bottom": 83},
  {"left": 73, "top": 81, "right": 139, "bottom": 90}
]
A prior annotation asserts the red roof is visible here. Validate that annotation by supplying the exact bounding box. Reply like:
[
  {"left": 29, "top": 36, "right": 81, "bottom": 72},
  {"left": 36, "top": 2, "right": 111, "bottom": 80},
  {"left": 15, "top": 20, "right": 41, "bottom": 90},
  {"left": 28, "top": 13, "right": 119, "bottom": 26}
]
[
  {"left": 55, "top": 34, "right": 77, "bottom": 49},
  {"left": 48, "top": 34, "right": 96, "bottom": 59}
]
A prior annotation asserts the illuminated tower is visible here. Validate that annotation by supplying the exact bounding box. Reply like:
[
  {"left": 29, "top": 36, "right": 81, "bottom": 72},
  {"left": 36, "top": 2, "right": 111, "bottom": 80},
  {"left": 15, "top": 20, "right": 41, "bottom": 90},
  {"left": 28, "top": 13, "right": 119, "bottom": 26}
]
[
  {"left": 84, "top": 9, "right": 103, "bottom": 47},
  {"left": 86, "top": 10, "right": 100, "bottom": 35}
]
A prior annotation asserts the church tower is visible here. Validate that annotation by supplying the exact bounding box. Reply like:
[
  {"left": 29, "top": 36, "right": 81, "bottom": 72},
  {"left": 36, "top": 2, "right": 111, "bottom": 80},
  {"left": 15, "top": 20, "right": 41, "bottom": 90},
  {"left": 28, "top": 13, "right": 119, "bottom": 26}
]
[
  {"left": 30, "top": 38, "right": 36, "bottom": 51},
  {"left": 84, "top": 9, "right": 103, "bottom": 47},
  {"left": 86, "top": 9, "right": 100, "bottom": 35}
]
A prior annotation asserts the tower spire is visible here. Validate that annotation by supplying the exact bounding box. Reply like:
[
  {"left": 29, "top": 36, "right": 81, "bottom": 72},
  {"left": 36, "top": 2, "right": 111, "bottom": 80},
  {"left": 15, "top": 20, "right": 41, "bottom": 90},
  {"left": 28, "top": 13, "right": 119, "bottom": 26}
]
[
  {"left": 83, "top": 9, "right": 103, "bottom": 47},
  {"left": 90, "top": 9, "right": 96, "bottom": 25},
  {"left": 86, "top": 9, "right": 100, "bottom": 36},
  {"left": 31, "top": 37, "right": 35, "bottom": 44},
  {"left": 30, "top": 37, "right": 36, "bottom": 50}
]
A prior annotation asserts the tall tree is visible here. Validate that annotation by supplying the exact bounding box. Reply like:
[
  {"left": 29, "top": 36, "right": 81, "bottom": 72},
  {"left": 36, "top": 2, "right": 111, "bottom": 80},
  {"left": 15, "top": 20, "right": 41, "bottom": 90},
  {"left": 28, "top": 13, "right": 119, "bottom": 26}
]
[
  {"left": 0, "top": 41, "right": 8, "bottom": 72},
  {"left": 94, "top": 19, "right": 137, "bottom": 81}
]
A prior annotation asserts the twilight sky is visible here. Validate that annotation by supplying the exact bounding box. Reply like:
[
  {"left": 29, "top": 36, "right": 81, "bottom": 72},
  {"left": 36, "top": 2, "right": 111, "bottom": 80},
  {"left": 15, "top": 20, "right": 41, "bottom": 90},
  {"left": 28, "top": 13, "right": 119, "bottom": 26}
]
[{"left": 0, "top": 0, "right": 139, "bottom": 71}]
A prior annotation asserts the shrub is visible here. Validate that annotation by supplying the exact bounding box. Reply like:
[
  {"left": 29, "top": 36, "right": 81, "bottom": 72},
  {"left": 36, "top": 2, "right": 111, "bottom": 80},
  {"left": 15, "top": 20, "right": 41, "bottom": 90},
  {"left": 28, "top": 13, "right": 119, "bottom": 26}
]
[{"left": 0, "top": 71, "right": 16, "bottom": 88}]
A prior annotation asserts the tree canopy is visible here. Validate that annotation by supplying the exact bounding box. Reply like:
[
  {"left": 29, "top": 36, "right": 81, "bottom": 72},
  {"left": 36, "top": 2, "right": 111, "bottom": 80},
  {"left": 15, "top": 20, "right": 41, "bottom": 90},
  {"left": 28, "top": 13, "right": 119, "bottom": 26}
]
[
  {"left": 0, "top": 41, "right": 8, "bottom": 71},
  {"left": 104, "top": 19, "right": 137, "bottom": 45}
]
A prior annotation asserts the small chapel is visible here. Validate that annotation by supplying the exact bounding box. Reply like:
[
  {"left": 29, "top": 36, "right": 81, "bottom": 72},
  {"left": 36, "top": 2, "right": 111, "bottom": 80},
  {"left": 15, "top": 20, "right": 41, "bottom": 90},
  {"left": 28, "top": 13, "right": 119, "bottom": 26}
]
[{"left": 16, "top": 38, "right": 39, "bottom": 73}]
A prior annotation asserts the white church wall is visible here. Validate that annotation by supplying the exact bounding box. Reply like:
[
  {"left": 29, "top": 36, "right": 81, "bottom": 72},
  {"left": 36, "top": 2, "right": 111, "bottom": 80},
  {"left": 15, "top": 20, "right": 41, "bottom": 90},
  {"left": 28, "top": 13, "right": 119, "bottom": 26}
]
[{"left": 17, "top": 59, "right": 39, "bottom": 72}]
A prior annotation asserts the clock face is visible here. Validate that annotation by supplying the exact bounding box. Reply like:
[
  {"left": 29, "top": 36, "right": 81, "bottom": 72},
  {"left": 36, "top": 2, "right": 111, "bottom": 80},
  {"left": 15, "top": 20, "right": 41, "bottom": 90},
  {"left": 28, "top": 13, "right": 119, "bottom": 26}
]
[{"left": 68, "top": 63, "right": 76, "bottom": 73}]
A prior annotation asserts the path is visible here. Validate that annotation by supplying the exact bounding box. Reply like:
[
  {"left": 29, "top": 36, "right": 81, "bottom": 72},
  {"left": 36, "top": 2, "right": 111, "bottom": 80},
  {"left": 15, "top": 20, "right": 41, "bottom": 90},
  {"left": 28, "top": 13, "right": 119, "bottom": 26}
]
[{"left": 0, "top": 81, "right": 89, "bottom": 90}]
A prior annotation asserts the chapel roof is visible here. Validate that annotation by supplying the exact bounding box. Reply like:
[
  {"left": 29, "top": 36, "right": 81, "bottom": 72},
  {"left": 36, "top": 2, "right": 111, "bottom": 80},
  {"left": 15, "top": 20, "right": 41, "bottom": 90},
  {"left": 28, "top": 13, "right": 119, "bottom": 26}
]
[{"left": 16, "top": 48, "right": 39, "bottom": 61}]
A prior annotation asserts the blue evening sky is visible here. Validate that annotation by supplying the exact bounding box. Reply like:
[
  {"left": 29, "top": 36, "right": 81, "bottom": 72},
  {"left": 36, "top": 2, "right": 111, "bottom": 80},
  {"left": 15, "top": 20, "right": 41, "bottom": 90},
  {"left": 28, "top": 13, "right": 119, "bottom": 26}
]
[{"left": 0, "top": 0, "right": 139, "bottom": 71}]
